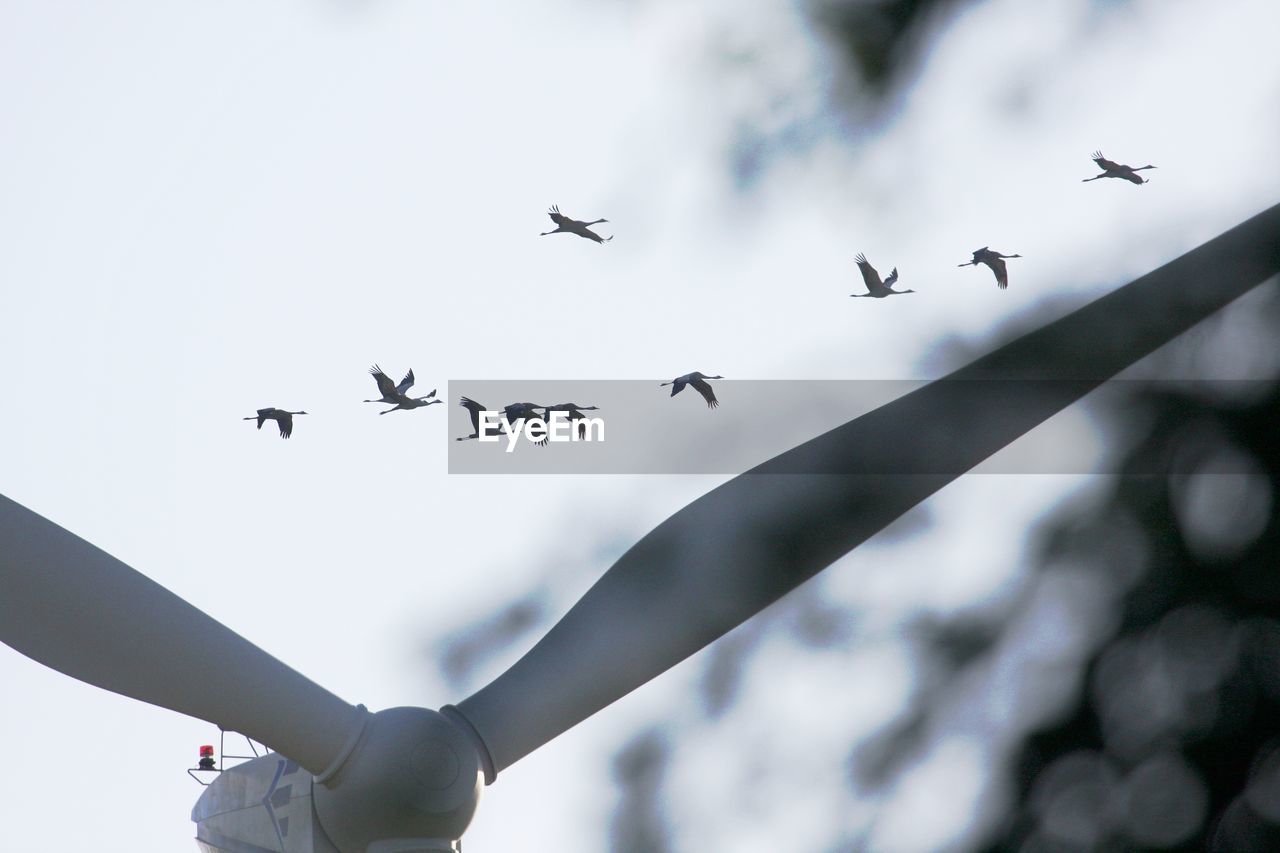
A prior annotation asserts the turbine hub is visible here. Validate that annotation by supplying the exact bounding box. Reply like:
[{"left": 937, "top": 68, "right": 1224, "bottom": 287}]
[{"left": 313, "top": 706, "right": 483, "bottom": 852}]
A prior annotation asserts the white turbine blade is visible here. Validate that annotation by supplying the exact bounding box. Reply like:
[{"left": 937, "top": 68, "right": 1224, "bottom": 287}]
[{"left": 0, "top": 495, "right": 364, "bottom": 776}]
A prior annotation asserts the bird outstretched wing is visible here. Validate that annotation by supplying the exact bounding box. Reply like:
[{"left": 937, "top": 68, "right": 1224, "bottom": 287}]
[
  {"left": 988, "top": 257, "right": 1009, "bottom": 290},
  {"left": 369, "top": 365, "right": 397, "bottom": 399},
  {"left": 459, "top": 396, "right": 485, "bottom": 434},
  {"left": 690, "top": 377, "right": 719, "bottom": 408},
  {"left": 1091, "top": 151, "right": 1124, "bottom": 172},
  {"left": 547, "top": 205, "right": 570, "bottom": 226},
  {"left": 884, "top": 267, "right": 899, "bottom": 289},
  {"left": 854, "top": 253, "right": 881, "bottom": 293},
  {"left": 396, "top": 369, "right": 415, "bottom": 396}
]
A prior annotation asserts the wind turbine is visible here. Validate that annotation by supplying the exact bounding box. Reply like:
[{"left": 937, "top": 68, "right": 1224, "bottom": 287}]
[{"left": 2, "top": 202, "right": 1277, "bottom": 852}]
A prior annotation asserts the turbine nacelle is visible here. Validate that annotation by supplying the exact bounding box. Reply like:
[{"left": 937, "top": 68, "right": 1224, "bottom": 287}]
[
  {"left": 313, "top": 707, "right": 484, "bottom": 852},
  {"left": 195, "top": 707, "right": 485, "bottom": 852}
]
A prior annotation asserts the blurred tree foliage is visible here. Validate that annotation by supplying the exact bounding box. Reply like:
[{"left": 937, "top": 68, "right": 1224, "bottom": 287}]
[
  {"left": 808, "top": 0, "right": 963, "bottom": 96},
  {"left": 995, "top": 341, "right": 1280, "bottom": 847}
]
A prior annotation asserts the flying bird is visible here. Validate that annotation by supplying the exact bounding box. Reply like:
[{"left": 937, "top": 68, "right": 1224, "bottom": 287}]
[
  {"left": 456, "top": 399, "right": 545, "bottom": 442},
  {"left": 379, "top": 390, "right": 439, "bottom": 415},
  {"left": 661, "top": 372, "right": 722, "bottom": 409},
  {"left": 851, "top": 253, "right": 913, "bottom": 298},
  {"left": 540, "top": 205, "right": 612, "bottom": 243},
  {"left": 363, "top": 364, "right": 416, "bottom": 405},
  {"left": 363, "top": 364, "right": 439, "bottom": 415},
  {"left": 958, "top": 247, "right": 1022, "bottom": 290},
  {"left": 536, "top": 403, "right": 601, "bottom": 445},
  {"left": 501, "top": 402, "right": 546, "bottom": 430},
  {"left": 244, "top": 408, "right": 308, "bottom": 439},
  {"left": 1082, "top": 151, "right": 1156, "bottom": 185}
]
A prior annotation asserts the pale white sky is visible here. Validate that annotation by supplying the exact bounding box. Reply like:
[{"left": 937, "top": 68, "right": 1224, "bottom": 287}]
[{"left": 1, "top": 0, "right": 1278, "bottom": 850}]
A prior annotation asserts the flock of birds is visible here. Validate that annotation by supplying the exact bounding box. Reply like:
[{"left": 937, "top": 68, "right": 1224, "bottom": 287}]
[
  {"left": 244, "top": 365, "right": 440, "bottom": 439},
  {"left": 245, "top": 364, "right": 725, "bottom": 441},
  {"left": 247, "top": 152, "right": 1153, "bottom": 439},
  {"left": 455, "top": 398, "right": 603, "bottom": 444},
  {"left": 852, "top": 150, "right": 1157, "bottom": 296}
]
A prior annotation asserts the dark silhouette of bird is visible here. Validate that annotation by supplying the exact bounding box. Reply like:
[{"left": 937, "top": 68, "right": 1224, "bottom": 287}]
[
  {"left": 958, "top": 247, "right": 1022, "bottom": 290},
  {"left": 501, "top": 402, "right": 546, "bottom": 431},
  {"left": 661, "top": 372, "right": 722, "bottom": 409},
  {"left": 540, "top": 205, "right": 612, "bottom": 243},
  {"left": 379, "top": 390, "right": 439, "bottom": 415},
  {"left": 1082, "top": 151, "right": 1156, "bottom": 185},
  {"left": 457, "top": 397, "right": 487, "bottom": 441},
  {"left": 851, "top": 253, "right": 914, "bottom": 298},
  {"left": 363, "top": 364, "right": 439, "bottom": 415},
  {"left": 535, "top": 403, "right": 601, "bottom": 445},
  {"left": 363, "top": 364, "right": 416, "bottom": 405},
  {"left": 244, "top": 408, "right": 307, "bottom": 439}
]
